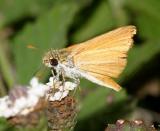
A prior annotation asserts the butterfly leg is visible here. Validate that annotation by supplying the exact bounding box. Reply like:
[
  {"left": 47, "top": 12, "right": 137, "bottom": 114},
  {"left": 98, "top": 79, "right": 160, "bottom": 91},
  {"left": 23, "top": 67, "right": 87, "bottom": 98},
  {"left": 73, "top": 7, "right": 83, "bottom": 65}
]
[
  {"left": 59, "top": 68, "right": 66, "bottom": 85},
  {"left": 59, "top": 68, "right": 66, "bottom": 100},
  {"left": 51, "top": 68, "right": 59, "bottom": 94},
  {"left": 71, "top": 77, "right": 80, "bottom": 97},
  {"left": 50, "top": 68, "right": 65, "bottom": 100},
  {"left": 74, "top": 77, "right": 80, "bottom": 85}
]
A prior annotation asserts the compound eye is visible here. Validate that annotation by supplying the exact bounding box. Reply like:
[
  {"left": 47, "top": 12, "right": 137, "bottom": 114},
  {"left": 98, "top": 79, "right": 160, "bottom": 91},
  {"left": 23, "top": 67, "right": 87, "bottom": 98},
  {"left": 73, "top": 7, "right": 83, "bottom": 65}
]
[{"left": 50, "top": 58, "right": 58, "bottom": 66}]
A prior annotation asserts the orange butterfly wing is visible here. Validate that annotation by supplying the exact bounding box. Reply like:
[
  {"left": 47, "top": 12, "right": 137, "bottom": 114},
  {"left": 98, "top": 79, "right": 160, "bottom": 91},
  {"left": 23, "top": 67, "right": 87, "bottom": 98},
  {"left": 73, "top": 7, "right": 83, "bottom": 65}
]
[{"left": 66, "top": 26, "right": 136, "bottom": 91}]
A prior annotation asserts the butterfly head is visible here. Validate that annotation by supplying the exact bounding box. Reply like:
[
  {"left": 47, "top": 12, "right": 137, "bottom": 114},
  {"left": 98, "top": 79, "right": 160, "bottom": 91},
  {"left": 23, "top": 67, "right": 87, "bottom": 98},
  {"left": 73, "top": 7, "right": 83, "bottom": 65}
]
[{"left": 43, "top": 51, "right": 59, "bottom": 68}]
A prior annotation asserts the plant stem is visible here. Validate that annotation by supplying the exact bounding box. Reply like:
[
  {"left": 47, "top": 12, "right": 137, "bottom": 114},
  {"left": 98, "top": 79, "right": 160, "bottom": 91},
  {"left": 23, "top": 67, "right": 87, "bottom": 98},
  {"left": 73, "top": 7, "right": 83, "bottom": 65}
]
[
  {"left": 46, "top": 96, "right": 77, "bottom": 131},
  {"left": 0, "top": 43, "right": 14, "bottom": 89},
  {"left": 0, "top": 76, "right": 6, "bottom": 96}
]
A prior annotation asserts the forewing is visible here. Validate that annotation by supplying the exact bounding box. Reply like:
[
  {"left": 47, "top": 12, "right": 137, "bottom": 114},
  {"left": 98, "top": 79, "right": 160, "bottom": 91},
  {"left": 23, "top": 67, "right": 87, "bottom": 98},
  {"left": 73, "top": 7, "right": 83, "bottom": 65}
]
[
  {"left": 66, "top": 26, "right": 136, "bottom": 91},
  {"left": 66, "top": 25, "right": 136, "bottom": 56}
]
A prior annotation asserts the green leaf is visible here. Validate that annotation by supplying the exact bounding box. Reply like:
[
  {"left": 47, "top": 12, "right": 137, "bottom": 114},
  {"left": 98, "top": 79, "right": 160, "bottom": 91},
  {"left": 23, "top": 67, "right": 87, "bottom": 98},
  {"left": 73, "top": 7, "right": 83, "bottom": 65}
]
[
  {"left": 72, "top": 0, "right": 115, "bottom": 43},
  {"left": 120, "top": 42, "right": 160, "bottom": 82},
  {"left": 78, "top": 89, "right": 127, "bottom": 120},
  {"left": 0, "top": 0, "right": 55, "bottom": 28},
  {"left": 0, "top": 118, "right": 13, "bottom": 131},
  {"left": 13, "top": 1, "right": 79, "bottom": 84},
  {"left": 127, "top": 0, "right": 160, "bottom": 40}
]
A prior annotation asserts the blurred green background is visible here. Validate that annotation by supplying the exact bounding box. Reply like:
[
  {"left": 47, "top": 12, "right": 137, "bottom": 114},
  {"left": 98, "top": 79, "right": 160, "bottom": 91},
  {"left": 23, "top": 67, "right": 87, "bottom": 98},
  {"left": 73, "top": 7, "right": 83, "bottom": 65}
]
[{"left": 0, "top": 0, "right": 160, "bottom": 130}]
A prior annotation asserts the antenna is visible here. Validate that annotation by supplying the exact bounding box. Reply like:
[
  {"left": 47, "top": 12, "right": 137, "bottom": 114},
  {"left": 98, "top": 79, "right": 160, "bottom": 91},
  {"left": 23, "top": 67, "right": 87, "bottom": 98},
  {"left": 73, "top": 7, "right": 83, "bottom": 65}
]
[{"left": 27, "top": 44, "right": 38, "bottom": 50}]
